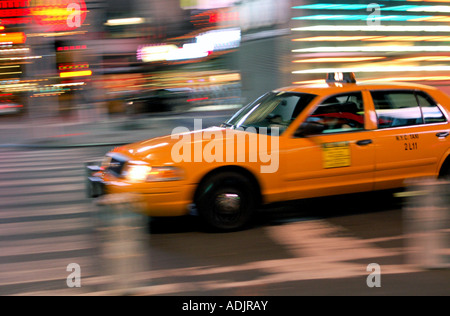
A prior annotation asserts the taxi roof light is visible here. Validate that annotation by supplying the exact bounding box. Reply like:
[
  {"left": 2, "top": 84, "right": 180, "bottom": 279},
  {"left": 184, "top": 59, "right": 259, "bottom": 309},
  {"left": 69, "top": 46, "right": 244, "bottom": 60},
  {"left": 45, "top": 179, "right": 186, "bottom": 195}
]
[{"left": 326, "top": 72, "right": 356, "bottom": 84}]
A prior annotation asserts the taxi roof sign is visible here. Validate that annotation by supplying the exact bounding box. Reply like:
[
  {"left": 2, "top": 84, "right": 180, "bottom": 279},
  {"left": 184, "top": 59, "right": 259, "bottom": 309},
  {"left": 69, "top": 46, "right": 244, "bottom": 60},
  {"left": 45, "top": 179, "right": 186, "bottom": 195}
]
[{"left": 326, "top": 72, "right": 356, "bottom": 84}]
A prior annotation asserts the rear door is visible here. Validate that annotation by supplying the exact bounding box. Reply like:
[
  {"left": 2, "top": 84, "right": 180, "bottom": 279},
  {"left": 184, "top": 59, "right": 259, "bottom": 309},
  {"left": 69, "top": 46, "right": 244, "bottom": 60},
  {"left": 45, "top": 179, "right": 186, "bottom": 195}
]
[{"left": 370, "top": 89, "right": 449, "bottom": 190}]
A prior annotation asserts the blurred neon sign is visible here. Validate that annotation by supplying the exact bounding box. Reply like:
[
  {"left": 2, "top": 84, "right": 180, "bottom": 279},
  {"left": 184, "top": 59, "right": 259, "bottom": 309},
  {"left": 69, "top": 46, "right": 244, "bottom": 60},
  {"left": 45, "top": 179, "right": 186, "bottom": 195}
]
[
  {"left": 137, "top": 28, "right": 241, "bottom": 63},
  {"left": 0, "top": 0, "right": 31, "bottom": 25},
  {"left": 59, "top": 70, "right": 91, "bottom": 78},
  {"left": 0, "top": 0, "right": 87, "bottom": 30},
  {"left": 0, "top": 32, "right": 26, "bottom": 44},
  {"left": 191, "top": 9, "right": 239, "bottom": 28},
  {"left": 58, "top": 62, "right": 91, "bottom": 78},
  {"left": 30, "top": 0, "right": 87, "bottom": 31},
  {"left": 57, "top": 45, "right": 87, "bottom": 51},
  {"left": 138, "top": 44, "right": 178, "bottom": 62},
  {"left": 58, "top": 63, "right": 90, "bottom": 71}
]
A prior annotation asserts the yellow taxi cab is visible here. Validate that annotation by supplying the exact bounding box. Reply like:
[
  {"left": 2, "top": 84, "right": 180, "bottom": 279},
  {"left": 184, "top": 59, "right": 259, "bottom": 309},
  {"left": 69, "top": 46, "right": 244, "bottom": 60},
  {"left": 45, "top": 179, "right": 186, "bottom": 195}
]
[{"left": 87, "top": 73, "right": 450, "bottom": 231}]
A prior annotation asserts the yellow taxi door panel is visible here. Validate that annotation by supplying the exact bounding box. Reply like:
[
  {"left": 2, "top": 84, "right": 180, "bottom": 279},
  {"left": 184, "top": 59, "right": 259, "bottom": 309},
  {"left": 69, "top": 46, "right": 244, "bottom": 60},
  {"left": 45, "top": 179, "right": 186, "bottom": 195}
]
[
  {"left": 283, "top": 133, "right": 375, "bottom": 201},
  {"left": 374, "top": 124, "right": 449, "bottom": 190},
  {"left": 370, "top": 89, "right": 450, "bottom": 190},
  {"left": 282, "top": 90, "right": 376, "bottom": 201}
]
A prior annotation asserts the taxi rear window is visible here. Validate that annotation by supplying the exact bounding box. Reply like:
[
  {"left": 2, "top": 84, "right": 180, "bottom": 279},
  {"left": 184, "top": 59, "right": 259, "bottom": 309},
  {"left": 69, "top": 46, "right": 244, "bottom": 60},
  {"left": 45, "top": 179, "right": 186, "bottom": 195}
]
[
  {"left": 416, "top": 92, "right": 447, "bottom": 124},
  {"left": 370, "top": 90, "right": 446, "bottom": 129}
]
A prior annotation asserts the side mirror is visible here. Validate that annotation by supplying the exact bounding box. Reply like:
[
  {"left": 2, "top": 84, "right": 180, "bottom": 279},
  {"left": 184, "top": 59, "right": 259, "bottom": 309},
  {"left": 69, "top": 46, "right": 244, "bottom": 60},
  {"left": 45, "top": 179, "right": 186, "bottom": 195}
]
[{"left": 294, "top": 122, "right": 325, "bottom": 137}]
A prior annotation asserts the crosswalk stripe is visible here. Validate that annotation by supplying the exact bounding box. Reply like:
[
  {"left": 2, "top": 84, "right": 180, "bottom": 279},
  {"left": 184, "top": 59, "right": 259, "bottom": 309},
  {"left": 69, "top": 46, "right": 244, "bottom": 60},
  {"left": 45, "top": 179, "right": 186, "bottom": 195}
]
[
  {"left": 0, "top": 211, "right": 92, "bottom": 226},
  {"left": 0, "top": 160, "right": 82, "bottom": 168},
  {"left": 1, "top": 170, "right": 84, "bottom": 180},
  {"left": 0, "top": 149, "right": 91, "bottom": 158},
  {"left": 0, "top": 205, "right": 93, "bottom": 219},
  {"left": 0, "top": 177, "right": 84, "bottom": 188},
  {"left": 0, "top": 149, "right": 95, "bottom": 157},
  {"left": 0, "top": 218, "right": 91, "bottom": 237},
  {"left": 0, "top": 183, "right": 84, "bottom": 197},
  {"left": 0, "top": 257, "right": 96, "bottom": 287},
  {"left": 0, "top": 165, "right": 82, "bottom": 173},
  {"left": 0, "top": 151, "right": 89, "bottom": 159},
  {"left": 0, "top": 235, "right": 96, "bottom": 257},
  {"left": 0, "top": 192, "right": 88, "bottom": 208},
  {"left": 1, "top": 227, "right": 93, "bottom": 243},
  {"left": 0, "top": 248, "right": 96, "bottom": 266}
]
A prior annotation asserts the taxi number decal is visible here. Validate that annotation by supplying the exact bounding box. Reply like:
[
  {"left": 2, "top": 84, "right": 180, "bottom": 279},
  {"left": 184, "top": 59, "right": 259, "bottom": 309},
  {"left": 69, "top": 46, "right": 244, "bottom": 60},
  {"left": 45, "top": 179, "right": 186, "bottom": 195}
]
[
  {"left": 396, "top": 134, "right": 419, "bottom": 151},
  {"left": 322, "top": 141, "right": 351, "bottom": 169}
]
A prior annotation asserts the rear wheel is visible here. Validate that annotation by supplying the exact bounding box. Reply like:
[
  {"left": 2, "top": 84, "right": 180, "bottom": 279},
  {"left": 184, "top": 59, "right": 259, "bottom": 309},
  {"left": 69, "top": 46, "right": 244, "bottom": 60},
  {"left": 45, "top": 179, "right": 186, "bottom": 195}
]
[
  {"left": 196, "top": 172, "right": 257, "bottom": 232},
  {"left": 439, "top": 158, "right": 450, "bottom": 179}
]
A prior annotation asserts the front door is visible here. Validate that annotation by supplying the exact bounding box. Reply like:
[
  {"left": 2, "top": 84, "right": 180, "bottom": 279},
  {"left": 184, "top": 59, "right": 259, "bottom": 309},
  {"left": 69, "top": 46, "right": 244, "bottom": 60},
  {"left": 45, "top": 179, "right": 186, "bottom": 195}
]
[{"left": 283, "top": 91, "right": 376, "bottom": 201}]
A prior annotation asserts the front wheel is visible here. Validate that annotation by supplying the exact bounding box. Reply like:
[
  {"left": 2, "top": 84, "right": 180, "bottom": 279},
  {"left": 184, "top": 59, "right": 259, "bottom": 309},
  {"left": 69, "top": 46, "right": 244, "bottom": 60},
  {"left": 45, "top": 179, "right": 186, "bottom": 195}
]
[{"left": 196, "top": 172, "right": 257, "bottom": 232}]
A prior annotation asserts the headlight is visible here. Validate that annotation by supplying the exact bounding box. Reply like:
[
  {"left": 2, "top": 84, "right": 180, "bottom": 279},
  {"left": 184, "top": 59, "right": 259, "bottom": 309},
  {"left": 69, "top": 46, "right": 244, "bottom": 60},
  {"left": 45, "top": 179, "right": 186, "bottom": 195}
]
[
  {"left": 125, "top": 165, "right": 152, "bottom": 182},
  {"left": 123, "top": 164, "right": 183, "bottom": 183}
]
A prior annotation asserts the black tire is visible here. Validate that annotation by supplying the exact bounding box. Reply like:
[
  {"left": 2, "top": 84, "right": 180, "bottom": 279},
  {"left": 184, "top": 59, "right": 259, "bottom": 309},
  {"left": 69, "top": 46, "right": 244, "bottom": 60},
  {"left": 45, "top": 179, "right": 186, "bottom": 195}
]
[
  {"left": 167, "top": 98, "right": 191, "bottom": 114},
  {"left": 439, "top": 159, "right": 450, "bottom": 179},
  {"left": 196, "top": 172, "right": 257, "bottom": 232}
]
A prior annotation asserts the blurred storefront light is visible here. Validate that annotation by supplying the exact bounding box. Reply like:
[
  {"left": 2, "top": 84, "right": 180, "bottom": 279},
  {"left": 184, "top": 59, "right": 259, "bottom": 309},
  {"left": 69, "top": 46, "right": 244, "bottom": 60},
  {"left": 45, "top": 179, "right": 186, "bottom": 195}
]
[
  {"left": 104, "top": 17, "right": 145, "bottom": 26},
  {"left": 165, "top": 42, "right": 212, "bottom": 61},
  {"left": 293, "top": 3, "right": 450, "bottom": 13},
  {"left": 293, "top": 36, "right": 450, "bottom": 42},
  {"left": 293, "top": 76, "right": 450, "bottom": 85},
  {"left": 0, "top": 32, "right": 25, "bottom": 44},
  {"left": 59, "top": 70, "right": 92, "bottom": 78},
  {"left": 293, "top": 57, "right": 386, "bottom": 63},
  {"left": 290, "top": 0, "right": 450, "bottom": 85},
  {"left": 292, "top": 14, "right": 435, "bottom": 21},
  {"left": 139, "top": 45, "right": 179, "bottom": 63},
  {"left": 137, "top": 28, "right": 241, "bottom": 63},
  {"left": 293, "top": 46, "right": 450, "bottom": 53},
  {"left": 293, "top": 4, "right": 372, "bottom": 10},
  {"left": 292, "top": 25, "right": 450, "bottom": 32},
  {"left": 293, "top": 66, "right": 450, "bottom": 74},
  {"left": 196, "top": 27, "right": 241, "bottom": 51}
]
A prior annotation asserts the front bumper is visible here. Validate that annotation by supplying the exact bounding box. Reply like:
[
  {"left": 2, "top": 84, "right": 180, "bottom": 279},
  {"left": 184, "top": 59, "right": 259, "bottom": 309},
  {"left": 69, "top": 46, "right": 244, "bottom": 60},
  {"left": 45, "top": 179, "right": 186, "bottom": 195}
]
[
  {"left": 85, "top": 160, "right": 194, "bottom": 216},
  {"left": 85, "top": 161, "right": 105, "bottom": 198}
]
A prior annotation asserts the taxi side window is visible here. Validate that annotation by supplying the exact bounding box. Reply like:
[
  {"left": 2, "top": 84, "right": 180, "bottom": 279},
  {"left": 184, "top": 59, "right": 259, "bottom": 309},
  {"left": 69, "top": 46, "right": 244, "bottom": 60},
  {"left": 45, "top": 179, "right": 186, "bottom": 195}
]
[
  {"left": 305, "top": 92, "right": 365, "bottom": 134},
  {"left": 416, "top": 91, "right": 447, "bottom": 124},
  {"left": 371, "top": 90, "right": 446, "bottom": 129}
]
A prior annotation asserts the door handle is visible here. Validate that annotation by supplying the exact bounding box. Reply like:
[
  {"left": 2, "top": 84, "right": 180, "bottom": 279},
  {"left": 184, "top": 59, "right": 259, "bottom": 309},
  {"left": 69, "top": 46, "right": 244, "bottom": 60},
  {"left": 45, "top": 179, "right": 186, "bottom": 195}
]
[
  {"left": 356, "top": 139, "right": 372, "bottom": 146},
  {"left": 436, "top": 132, "right": 449, "bottom": 138}
]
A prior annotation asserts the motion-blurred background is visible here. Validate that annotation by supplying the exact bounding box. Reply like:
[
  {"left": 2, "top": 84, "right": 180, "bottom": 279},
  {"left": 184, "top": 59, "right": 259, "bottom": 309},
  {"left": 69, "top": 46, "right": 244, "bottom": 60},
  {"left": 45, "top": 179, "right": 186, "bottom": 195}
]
[{"left": 3, "top": 0, "right": 450, "bottom": 122}]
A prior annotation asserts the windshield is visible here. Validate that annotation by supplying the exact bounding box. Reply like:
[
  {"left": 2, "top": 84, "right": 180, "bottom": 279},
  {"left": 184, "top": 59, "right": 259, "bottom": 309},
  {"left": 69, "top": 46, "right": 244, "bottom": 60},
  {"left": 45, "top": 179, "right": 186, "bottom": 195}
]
[{"left": 222, "top": 91, "right": 316, "bottom": 135}]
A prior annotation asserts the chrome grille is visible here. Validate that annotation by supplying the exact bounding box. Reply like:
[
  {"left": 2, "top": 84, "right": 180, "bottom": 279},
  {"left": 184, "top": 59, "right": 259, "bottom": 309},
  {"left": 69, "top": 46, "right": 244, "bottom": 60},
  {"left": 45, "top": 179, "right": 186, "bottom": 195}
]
[{"left": 105, "top": 154, "right": 128, "bottom": 177}]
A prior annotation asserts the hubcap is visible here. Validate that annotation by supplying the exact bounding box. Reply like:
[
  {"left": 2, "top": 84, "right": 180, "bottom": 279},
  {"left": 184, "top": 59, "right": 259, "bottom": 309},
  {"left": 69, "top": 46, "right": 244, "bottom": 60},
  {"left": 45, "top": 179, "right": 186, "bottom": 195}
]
[{"left": 215, "top": 193, "right": 241, "bottom": 214}]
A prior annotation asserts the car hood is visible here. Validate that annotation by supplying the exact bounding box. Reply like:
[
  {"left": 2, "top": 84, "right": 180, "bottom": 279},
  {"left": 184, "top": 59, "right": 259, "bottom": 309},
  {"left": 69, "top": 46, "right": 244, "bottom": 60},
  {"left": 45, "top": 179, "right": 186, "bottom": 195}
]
[{"left": 112, "top": 126, "right": 273, "bottom": 165}]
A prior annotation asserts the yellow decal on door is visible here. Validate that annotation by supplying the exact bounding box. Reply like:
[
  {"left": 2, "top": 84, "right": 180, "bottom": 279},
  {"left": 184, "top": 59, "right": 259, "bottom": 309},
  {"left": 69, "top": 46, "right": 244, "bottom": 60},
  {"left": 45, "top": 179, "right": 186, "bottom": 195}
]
[{"left": 322, "top": 142, "right": 351, "bottom": 169}]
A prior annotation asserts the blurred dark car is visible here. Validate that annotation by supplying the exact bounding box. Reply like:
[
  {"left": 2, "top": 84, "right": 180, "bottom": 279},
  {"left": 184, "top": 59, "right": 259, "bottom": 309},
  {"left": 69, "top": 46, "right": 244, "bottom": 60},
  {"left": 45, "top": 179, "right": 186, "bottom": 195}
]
[
  {"left": 0, "top": 100, "right": 23, "bottom": 116},
  {"left": 126, "top": 87, "right": 194, "bottom": 114}
]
